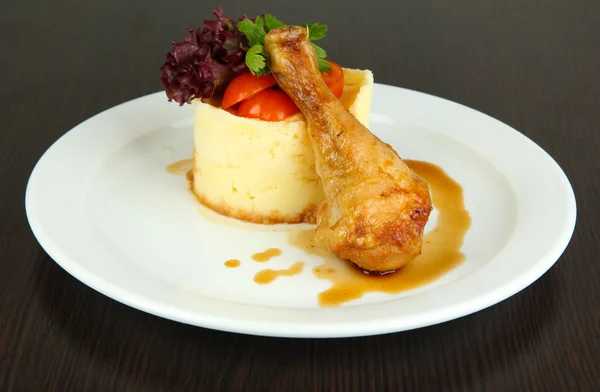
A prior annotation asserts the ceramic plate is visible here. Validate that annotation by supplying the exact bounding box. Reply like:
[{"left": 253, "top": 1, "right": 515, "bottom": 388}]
[{"left": 25, "top": 84, "right": 576, "bottom": 338}]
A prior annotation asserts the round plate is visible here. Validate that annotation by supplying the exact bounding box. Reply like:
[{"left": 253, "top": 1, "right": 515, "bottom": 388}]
[{"left": 25, "top": 85, "right": 576, "bottom": 338}]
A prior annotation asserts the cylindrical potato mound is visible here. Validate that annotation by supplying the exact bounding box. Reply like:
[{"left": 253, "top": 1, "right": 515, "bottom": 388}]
[{"left": 191, "top": 68, "right": 374, "bottom": 224}]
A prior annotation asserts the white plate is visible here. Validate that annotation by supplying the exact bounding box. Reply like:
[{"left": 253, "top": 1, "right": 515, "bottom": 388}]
[{"left": 25, "top": 84, "right": 576, "bottom": 338}]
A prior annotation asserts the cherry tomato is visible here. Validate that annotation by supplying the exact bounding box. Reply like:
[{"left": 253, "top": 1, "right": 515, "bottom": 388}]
[
  {"left": 221, "top": 72, "right": 278, "bottom": 109},
  {"left": 237, "top": 89, "right": 300, "bottom": 121},
  {"left": 321, "top": 60, "right": 345, "bottom": 98}
]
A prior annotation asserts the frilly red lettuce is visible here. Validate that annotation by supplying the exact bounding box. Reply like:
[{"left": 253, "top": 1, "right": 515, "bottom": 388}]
[{"left": 160, "top": 6, "right": 249, "bottom": 105}]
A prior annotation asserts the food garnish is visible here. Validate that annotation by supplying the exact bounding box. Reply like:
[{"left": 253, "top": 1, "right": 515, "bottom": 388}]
[
  {"left": 237, "top": 15, "right": 330, "bottom": 76},
  {"left": 160, "top": 6, "right": 248, "bottom": 106},
  {"left": 160, "top": 6, "right": 342, "bottom": 121}
]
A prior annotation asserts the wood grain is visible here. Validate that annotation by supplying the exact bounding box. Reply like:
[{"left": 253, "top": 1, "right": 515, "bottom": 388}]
[{"left": 1, "top": 0, "right": 599, "bottom": 391}]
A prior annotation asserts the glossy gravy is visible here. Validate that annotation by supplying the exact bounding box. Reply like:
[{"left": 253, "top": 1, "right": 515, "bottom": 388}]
[
  {"left": 251, "top": 248, "right": 282, "bottom": 262},
  {"left": 254, "top": 261, "right": 305, "bottom": 284},
  {"left": 288, "top": 160, "right": 471, "bottom": 307},
  {"left": 224, "top": 259, "right": 240, "bottom": 268},
  {"left": 165, "top": 158, "right": 193, "bottom": 176}
]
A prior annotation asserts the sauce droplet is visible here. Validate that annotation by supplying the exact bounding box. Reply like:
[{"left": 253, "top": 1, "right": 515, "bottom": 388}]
[
  {"left": 251, "top": 248, "right": 282, "bottom": 262},
  {"left": 288, "top": 160, "right": 471, "bottom": 307},
  {"left": 166, "top": 158, "right": 193, "bottom": 176},
  {"left": 254, "top": 262, "right": 305, "bottom": 284},
  {"left": 224, "top": 259, "right": 240, "bottom": 268}
]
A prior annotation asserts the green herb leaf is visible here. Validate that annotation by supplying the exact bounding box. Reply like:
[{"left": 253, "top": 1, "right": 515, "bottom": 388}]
[
  {"left": 245, "top": 44, "right": 268, "bottom": 75},
  {"left": 312, "top": 43, "right": 331, "bottom": 72},
  {"left": 256, "top": 16, "right": 265, "bottom": 32},
  {"left": 317, "top": 57, "right": 331, "bottom": 72},
  {"left": 237, "top": 17, "right": 266, "bottom": 47},
  {"left": 311, "top": 43, "right": 327, "bottom": 59},
  {"left": 239, "top": 14, "right": 330, "bottom": 75},
  {"left": 264, "top": 14, "right": 286, "bottom": 31},
  {"left": 302, "top": 23, "right": 328, "bottom": 41}
]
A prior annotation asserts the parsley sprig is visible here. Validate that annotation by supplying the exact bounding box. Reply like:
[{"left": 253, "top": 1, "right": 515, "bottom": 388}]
[{"left": 237, "top": 14, "right": 331, "bottom": 76}]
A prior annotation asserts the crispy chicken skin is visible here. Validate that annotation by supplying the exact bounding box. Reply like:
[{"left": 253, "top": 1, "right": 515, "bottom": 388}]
[{"left": 264, "top": 26, "right": 432, "bottom": 272}]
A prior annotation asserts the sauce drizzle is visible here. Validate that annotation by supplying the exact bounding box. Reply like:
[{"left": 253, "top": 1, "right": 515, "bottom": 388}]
[
  {"left": 165, "top": 158, "right": 193, "bottom": 176},
  {"left": 254, "top": 262, "right": 305, "bottom": 284},
  {"left": 224, "top": 259, "right": 240, "bottom": 268},
  {"left": 251, "top": 248, "right": 282, "bottom": 262},
  {"left": 288, "top": 160, "right": 471, "bottom": 307}
]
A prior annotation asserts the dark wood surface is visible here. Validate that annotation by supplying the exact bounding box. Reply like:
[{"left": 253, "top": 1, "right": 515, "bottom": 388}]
[{"left": 1, "top": 0, "right": 598, "bottom": 390}]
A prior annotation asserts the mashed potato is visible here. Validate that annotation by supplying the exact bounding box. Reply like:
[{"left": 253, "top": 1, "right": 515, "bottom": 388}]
[{"left": 191, "top": 68, "right": 374, "bottom": 224}]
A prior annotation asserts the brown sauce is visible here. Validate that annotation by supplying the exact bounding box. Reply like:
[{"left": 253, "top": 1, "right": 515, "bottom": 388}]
[
  {"left": 288, "top": 160, "right": 471, "bottom": 307},
  {"left": 165, "top": 158, "right": 193, "bottom": 176},
  {"left": 254, "top": 262, "right": 305, "bottom": 284},
  {"left": 251, "top": 248, "right": 282, "bottom": 262},
  {"left": 224, "top": 259, "right": 240, "bottom": 268}
]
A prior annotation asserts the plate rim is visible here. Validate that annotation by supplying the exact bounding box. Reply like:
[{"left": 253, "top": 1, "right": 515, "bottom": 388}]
[{"left": 24, "top": 83, "right": 577, "bottom": 338}]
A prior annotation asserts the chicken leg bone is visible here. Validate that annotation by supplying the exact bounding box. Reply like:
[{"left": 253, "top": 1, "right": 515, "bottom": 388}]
[{"left": 264, "top": 26, "right": 432, "bottom": 273}]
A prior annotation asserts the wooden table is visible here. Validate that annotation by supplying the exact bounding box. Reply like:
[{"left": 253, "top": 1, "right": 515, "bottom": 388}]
[{"left": 2, "top": 1, "right": 598, "bottom": 390}]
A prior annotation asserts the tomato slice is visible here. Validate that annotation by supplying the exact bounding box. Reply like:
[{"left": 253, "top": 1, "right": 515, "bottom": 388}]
[
  {"left": 237, "top": 89, "right": 300, "bottom": 121},
  {"left": 321, "top": 60, "right": 345, "bottom": 98},
  {"left": 221, "top": 72, "right": 278, "bottom": 109},
  {"left": 223, "top": 60, "right": 344, "bottom": 120}
]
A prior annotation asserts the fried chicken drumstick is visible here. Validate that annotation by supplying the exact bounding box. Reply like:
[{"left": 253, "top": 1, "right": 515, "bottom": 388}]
[{"left": 264, "top": 26, "right": 432, "bottom": 273}]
